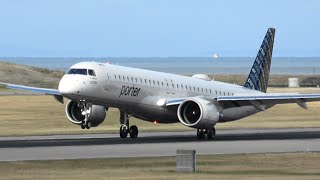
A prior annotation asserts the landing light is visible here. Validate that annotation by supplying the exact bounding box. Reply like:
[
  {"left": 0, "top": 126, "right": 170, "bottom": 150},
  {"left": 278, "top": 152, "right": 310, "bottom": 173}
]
[
  {"left": 156, "top": 99, "right": 166, "bottom": 106},
  {"left": 153, "top": 120, "right": 158, "bottom": 124}
]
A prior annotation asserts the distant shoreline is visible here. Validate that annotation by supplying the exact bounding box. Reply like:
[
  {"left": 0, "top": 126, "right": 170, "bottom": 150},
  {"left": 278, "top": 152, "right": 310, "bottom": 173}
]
[{"left": 1, "top": 57, "right": 320, "bottom": 75}]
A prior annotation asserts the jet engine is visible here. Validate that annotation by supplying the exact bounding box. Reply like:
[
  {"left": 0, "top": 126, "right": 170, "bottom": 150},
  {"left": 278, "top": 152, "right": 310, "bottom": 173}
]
[
  {"left": 177, "top": 97, "right": 220, "bottom": 129},
  {"left": 65, "top": 100, "right": 107, "bottom": 127}
]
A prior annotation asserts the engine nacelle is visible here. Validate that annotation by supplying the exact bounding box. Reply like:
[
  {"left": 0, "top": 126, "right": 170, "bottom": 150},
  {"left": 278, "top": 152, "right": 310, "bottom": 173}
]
[
  {"left": 65, "top": 100, "right": 107, "bottom": 127},
  {"left": 177, "top": 97, "right": 220, "bottom": 129}
]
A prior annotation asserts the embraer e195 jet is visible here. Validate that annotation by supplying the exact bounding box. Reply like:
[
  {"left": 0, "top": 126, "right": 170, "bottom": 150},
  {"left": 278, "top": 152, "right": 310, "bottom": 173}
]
[{"left": 2, "top": 28, "right": 320, "bottom": 140}]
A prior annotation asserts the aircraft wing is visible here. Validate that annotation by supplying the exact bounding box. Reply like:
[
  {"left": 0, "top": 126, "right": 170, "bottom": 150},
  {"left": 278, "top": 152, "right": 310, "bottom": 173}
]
[
  {"left": 0, "top": 82, "right": 60, "bottom": 95},
  {"left": 217, "top": 93, "right": 320, "bottom": 109},
  {"left": 165, "top": 93, "right": 320, "bottom": 110},
  {"left": 0, "top": 82, "right": 63, "bottom": 103}
]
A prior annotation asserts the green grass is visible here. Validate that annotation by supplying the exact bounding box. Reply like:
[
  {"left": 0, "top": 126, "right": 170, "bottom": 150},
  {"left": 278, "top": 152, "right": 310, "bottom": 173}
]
[
  {"left": 1, "top": 87, "right": 320, "bottom": 136},
  {"left": 0, "top": 61, "right": 62, "bottom": 88},
  {"left": 1, "top": 153, "right": 320, "bottom": 179}
]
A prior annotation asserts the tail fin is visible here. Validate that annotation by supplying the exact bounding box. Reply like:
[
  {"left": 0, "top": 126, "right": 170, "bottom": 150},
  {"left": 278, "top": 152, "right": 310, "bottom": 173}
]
[{"left": 244, "top": 28, "right": 275, "bottom": 93}]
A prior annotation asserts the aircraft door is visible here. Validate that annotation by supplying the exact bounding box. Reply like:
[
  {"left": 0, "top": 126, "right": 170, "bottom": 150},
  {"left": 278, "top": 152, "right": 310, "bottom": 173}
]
[
  {"left": 169, "top": 79, "right": 176, "bottom": 95},
  {"left": 165, "top": 79, "right": 175, "bottom": 95},
  {"left": 164, "top": 79, "right": 170, "bottom": 95},
  {"left": 104, "top": 73, "right": 111, "bottom": 91},
  {"left": 98, "top": 65, "right": 113, "bottom": 93}
]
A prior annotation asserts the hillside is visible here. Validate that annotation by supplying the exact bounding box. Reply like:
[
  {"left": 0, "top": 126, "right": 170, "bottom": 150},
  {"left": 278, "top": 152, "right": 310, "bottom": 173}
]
[{"left": 0, "top": 61, "right": 64, "bottom": 88}]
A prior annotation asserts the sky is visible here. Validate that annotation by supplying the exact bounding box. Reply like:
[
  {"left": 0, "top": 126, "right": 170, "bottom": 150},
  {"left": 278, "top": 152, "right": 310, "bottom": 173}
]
[{"left": 0, "top": 0, "right": 319, "bottom": 57}]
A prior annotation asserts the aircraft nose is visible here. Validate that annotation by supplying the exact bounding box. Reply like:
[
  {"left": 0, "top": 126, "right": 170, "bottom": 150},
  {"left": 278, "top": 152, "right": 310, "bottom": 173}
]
[{"left": 58, "top": 76, "right": 77, "bottom": 95}]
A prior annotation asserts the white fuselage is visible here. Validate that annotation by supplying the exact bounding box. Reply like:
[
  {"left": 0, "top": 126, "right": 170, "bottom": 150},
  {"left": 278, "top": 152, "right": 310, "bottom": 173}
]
[{"left": 59, "top": 62, "right": 265, "bottom": 124}]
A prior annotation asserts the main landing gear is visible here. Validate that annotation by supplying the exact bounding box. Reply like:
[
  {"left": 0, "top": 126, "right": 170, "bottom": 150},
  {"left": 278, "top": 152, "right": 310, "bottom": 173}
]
[
  {"left": 197, "top": 127, "right": 216, "bottom": 140},
  {"left": 119, "top": 111, "right": 139, "bottom": 139}
]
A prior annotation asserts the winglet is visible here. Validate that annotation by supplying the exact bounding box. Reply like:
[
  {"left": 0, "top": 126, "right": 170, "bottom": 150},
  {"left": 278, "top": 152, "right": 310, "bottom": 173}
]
[{"left": 244, "top": 28, "right": 275, "bottom": 93}]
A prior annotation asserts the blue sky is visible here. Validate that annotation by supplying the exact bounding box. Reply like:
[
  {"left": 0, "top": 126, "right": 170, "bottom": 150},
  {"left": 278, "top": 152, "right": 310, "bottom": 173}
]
[{"left": 0, "top": 0, "right": 319, "bottom": 57}]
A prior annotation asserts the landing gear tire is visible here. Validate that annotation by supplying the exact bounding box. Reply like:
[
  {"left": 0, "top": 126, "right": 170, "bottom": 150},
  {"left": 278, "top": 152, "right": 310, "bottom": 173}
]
[
  {"left": 129, "top": 125, "right": 139, "bottom": 138},
  {"left": 197, "top": 129, "right": 206, "bottom": 140},
  {"left": 120, "top": 125, "right": 128, "bottom": 138},
  {"left": 207, "top": 127, "right": 216, "bottom": 140},
  {"left": 81, "top": 121, "right": 91, "bottom": 129},
  {"left": 87, "top": 122, "right": 91, "bottom": 129},
  {"left": 197, "top": 127, "right": 216, "bottom": 140}
]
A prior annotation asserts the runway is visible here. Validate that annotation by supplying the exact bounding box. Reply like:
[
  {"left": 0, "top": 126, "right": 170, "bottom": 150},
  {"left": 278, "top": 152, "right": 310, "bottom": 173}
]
[{"left": 1, "top": 128, "right": 320, "bottom": 161}]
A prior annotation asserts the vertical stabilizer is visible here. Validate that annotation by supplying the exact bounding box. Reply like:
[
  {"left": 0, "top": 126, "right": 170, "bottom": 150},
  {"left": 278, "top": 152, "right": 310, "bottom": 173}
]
[{"left": 244, "top": 28, "right": 275, "bottom": 93}]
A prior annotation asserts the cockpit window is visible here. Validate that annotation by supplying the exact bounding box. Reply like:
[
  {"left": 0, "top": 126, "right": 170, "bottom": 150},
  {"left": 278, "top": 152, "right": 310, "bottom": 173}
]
[
  {"left": 88, "top": 69, "right": 96, "bottom": 76},
  {"left": 67, "top": 68, "right": 87, "bottom": 75}
]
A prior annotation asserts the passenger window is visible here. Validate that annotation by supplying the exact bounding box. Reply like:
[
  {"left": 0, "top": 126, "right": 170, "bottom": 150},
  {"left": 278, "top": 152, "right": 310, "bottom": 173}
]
[{"left": 88, "top": 69, "right": 96, "bottom": 76}]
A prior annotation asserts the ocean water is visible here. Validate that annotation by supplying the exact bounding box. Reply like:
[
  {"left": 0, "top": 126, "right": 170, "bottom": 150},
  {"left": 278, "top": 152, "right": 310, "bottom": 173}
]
[{"left": 1, "top": 57, "right": 320, "bottom": 75}]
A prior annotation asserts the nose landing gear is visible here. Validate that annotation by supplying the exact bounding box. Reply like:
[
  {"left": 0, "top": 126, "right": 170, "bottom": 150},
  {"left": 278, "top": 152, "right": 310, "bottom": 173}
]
[
  {"left": 119, "top": 110, "right": 139, "bottom": 139},
  {"left": 78, "top": 101, "right": 92, "bottom": 129}
]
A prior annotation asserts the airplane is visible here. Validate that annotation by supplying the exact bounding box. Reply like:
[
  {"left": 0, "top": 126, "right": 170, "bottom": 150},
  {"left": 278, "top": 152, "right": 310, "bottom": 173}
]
[{"left": 2, "top": 28, "right": 320, "bottom": 140}]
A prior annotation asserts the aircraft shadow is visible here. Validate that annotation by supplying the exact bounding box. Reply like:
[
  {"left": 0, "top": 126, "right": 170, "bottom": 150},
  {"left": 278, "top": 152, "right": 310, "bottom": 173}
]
[{"left": 1, "top": 130, "right": 320, "bottom": 148}]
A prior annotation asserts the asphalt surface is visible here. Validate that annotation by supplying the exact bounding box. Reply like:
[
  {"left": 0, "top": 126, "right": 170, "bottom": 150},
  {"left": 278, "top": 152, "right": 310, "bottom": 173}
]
[{"left": 0, "top": 128, "right": 320, "bottom": 161}]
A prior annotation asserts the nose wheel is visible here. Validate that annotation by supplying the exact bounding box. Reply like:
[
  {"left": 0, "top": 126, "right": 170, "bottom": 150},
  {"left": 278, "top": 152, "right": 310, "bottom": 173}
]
[
  {"left": 81, "top": 121, "right": 91, "bottom": 129},
  {"left": 119, "top": 110, "right": 139, "bottom": 139},
  {"left": 197, "top": 127, "right": 216, "bottom": 140}
]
